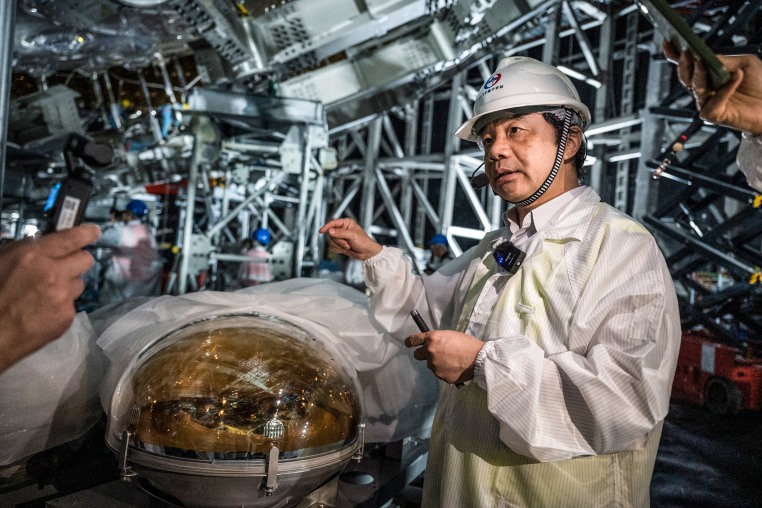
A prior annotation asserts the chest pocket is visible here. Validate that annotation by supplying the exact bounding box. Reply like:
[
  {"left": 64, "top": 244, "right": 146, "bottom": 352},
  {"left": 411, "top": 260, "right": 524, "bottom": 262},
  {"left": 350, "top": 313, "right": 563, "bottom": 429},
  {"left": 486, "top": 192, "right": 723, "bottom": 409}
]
[
  {"left": 509, "top": 242, "right": 578, "bottom": 353},
  {"left": 515, "top": 303, "right": 534, "bottom": 319}
]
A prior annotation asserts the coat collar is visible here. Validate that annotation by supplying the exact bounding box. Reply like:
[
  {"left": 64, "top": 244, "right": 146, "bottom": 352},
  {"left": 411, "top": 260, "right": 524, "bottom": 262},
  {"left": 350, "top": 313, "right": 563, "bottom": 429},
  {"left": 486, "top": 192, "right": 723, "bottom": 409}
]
[
  {"left": 536, "top": 186, "right": 601, "bottom": 242},
  {"left": 476, "top": 186, "right": 602, "bottom": 272}
]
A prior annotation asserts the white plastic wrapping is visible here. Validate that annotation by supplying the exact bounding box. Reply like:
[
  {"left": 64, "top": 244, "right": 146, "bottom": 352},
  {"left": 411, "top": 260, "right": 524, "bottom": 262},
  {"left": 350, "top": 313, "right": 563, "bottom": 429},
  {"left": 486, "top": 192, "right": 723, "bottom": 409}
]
[
  {"left": 0, "top": 314, "right": 108, "bottom": 466},
  {"left": 98, "top": 279, "right": 439, "bottom": 444},
  {"left": 0, "top": 279, "right": 438, "bottom": 468}
]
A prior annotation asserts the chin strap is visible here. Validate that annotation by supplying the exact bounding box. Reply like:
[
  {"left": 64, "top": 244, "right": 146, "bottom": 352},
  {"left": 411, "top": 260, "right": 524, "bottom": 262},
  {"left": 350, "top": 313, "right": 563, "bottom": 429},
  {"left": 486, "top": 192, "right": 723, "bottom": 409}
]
[{"left": 508, "top": 108, "right": 572, "bottom": 207}]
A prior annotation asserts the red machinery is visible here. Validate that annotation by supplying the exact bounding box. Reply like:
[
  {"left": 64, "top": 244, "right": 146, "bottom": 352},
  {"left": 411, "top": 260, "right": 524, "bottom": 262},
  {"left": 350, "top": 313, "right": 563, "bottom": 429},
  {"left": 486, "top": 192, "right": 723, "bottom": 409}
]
[{"left": 671, "top": 331, "right": 762, "bottom": 415}]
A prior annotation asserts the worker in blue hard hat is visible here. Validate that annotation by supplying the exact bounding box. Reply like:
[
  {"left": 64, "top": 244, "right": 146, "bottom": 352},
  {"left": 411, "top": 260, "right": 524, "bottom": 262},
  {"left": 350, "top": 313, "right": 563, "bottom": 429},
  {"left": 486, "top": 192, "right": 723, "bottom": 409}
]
[
  {"left": 97, "top": 199, "right": 162, "bottom": 305},
  {"left": 424, "top": 234, "right": 452, "bottom": 275},
  {"left": 126, "top": 199, "right": 148, "bottom": 218},
  {"left": 254, "top": 227, "right": 271, "bottom": 246},
  {"left": 239, "top": 227, "right": 274, "bottom": 287}
]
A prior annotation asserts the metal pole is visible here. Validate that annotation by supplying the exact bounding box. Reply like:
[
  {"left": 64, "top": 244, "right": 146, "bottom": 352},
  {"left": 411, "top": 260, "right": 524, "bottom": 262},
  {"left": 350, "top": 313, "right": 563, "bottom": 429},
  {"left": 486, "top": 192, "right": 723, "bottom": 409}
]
[
  {"left": 590, "top": 7, "right": 613, "bottom": 195},
  {"left": 375, "top": 167, "right": 419, "bottom": 272},
  {"left": 101, "top": 71, "right": 122, "bottom": 129},
  {"left": 439, "top": 72, "right": 463, "bottom": 235},
  {"left": 178, "top": 115, "right": 209, "bottom": 294},
  {"left": 541, "top": 2, "right": 561, "bottom": 65},
  {"left": 0, "top": 0, "right": 17, "bottom": 214},
  {"left": 561, "top": 0, "right": 600, "bottom": 76},
  {"left": 154, "top": 53, "right": 179, "bottom": 108},
  {"left": 359, "top": 117, "right": 382, "bottom": 231},
  {"left": 402, "top": 103, "right": 418, "bottom": 244},
  {"left": 632, "top": 35, "right": 671, "bottom": 221},
  {"left": 613, "top": 9, "right": 638, "bottom": 213},
  {"left": 306, "top": 160, "right": 324, "bottom": 274},
  {"left": 90, "top": 72, "right": 112, "bottom": 130},
  {"left": 294, "top": 126, "right": 311, "bottom": 277}
]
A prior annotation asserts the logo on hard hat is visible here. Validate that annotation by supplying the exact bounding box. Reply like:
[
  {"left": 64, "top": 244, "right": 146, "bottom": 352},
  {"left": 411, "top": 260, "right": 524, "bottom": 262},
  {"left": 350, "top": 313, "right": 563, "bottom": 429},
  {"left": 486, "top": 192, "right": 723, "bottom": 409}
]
[{"left": 483, "top": 73, "right": 502, "bottom": 89}]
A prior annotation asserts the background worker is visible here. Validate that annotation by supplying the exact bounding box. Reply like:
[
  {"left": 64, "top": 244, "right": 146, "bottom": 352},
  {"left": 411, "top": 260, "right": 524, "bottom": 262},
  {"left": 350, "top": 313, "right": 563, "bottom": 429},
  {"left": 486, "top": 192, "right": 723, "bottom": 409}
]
[
  {"left": 424, "top": 233, "right": 453, "bottom": 275},
  {"left": 98, "top": 199, "right": 162, "bottom": 305},
  {"left": 0, "top": 224, "right": 100, "bottom": 373},
  {"left": 238, "top": 227, "right": 274, "bottom": 287},
  {"left": 321, "top": 57, "right": 680, "bottom": 507},
  {"left": 663, "top": 42, "right": 762, "bottom": 191}
]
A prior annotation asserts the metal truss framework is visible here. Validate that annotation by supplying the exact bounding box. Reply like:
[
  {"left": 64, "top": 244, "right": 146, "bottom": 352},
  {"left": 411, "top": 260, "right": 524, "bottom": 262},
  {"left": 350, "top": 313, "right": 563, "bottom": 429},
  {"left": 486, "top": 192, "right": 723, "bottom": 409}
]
[
  {"left": 0, "top": 1, "right": 759, "bottom": 344},
  {"left": 320, "top": 1, "right": 762, "bottom": 345},
  {"left": 322, "top": 3, "right": 650, "bottom": 255},
  {"left": 638, "top": 0, "right": 762, "bottom": 347}
]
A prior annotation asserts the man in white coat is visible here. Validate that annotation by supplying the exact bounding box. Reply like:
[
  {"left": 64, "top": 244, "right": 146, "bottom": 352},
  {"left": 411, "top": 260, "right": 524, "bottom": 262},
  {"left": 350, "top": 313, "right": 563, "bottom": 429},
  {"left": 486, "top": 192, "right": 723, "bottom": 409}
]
[
  {"left": 321, "top": 57, "right": 681, "bottom": 507},
  {"left": 321, "top": 57, "right": 680, "bottom": 508}
]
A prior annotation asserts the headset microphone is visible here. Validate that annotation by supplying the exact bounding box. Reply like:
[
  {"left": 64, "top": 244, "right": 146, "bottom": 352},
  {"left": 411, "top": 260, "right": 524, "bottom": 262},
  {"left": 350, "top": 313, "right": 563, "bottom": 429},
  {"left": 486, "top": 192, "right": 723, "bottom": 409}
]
[{"left": 470, "top": 163, "right": 489, "bottom": 190}]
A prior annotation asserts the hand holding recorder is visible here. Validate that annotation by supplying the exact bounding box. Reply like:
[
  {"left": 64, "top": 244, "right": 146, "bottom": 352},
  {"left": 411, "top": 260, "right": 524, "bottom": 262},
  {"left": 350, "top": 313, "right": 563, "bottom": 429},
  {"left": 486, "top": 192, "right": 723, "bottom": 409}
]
[
  {"left": 0, "top": 224, "right": 100, "bottom": 373},
  {"left": 638, "top": 0, "right": 762, "bottom": 136},
  {"left": 663, "top": 41, "right": 762, "bottom": 137}
]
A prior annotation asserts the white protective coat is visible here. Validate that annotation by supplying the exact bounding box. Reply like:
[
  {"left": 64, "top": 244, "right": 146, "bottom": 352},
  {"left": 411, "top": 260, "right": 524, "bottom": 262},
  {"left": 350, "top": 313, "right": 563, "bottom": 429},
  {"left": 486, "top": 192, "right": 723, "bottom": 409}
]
[
  {"left": 0, "top": 279, "right": 439, "bottom": 468},
  {"left": 363, "top": 187, "right": 681, "bottom": 507}
]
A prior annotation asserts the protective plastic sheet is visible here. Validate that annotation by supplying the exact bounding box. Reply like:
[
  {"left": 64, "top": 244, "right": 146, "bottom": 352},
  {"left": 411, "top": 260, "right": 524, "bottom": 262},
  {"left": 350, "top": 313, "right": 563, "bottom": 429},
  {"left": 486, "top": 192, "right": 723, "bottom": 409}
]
[
  {"left": 0, "top": 315, "right": 108, "bottom": 466},
  {"left": 98, "top": 279, "right": 439, "bottom": 444}
]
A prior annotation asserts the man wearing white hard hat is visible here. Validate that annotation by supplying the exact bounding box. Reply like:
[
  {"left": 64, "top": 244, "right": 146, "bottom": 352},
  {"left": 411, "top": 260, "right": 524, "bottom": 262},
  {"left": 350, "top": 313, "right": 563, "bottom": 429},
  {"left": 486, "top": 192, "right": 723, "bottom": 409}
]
[{"left": 321, "top": 57, "right": 680, "bottom": 507}]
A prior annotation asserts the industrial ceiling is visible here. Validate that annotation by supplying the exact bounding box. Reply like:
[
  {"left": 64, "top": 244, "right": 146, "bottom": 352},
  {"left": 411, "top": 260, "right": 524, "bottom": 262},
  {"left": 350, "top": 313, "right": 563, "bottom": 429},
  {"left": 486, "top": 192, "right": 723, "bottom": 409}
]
[{"left": 1, "top": 0, "right": 761, "bottom": 344}]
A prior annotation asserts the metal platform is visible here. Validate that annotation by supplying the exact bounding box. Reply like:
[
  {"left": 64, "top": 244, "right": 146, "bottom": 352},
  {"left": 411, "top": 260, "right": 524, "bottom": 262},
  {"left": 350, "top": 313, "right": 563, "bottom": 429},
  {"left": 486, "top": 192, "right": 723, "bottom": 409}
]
[{"left": 0, "top": 426, "right": 427, "bottom": 508}]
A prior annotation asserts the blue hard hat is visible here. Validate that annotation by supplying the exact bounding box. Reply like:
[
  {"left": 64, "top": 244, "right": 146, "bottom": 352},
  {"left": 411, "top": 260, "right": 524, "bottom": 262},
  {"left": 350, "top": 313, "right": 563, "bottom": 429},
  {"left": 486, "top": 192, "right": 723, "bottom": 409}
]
[
  {"left": 253, "top": 228, "right": 271, "bottom": 246},
  {"left": 429, "top": 234, "right": 448, "bottom": 246},
  {"left": 126, "top": 199, "right": 148, "bottom": 217}
]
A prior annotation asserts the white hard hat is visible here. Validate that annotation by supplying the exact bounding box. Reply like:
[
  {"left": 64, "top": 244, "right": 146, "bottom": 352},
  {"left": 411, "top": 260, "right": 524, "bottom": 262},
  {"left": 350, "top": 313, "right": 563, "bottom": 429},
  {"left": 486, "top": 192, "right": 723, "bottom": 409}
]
[{"left": 456, "top": 57, "right": 592, "bottom": 141}]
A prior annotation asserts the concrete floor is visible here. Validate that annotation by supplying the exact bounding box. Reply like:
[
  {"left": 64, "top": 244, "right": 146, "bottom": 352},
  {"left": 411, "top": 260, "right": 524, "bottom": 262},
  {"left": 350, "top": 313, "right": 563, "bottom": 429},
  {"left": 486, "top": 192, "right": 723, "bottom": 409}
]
[{"left": 651, "top": 400, "right": 762, "bottom": 508}]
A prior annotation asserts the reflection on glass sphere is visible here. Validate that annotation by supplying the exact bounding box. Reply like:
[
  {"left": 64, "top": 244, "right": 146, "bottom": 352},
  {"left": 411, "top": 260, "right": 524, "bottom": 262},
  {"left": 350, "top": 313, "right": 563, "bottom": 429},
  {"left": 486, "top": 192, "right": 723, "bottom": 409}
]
[{"left": 109, "top": 313, "right": 362, "bottom": 461}]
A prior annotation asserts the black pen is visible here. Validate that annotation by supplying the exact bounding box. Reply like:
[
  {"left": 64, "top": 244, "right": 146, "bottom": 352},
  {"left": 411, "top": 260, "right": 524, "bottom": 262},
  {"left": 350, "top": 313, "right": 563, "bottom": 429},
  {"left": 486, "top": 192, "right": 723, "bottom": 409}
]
[
  {"left": 410, "top": 309, "right": 429, "bottom": 332},
  {"left": 410, "top": 309, "right": 464, "bottom": 388}
]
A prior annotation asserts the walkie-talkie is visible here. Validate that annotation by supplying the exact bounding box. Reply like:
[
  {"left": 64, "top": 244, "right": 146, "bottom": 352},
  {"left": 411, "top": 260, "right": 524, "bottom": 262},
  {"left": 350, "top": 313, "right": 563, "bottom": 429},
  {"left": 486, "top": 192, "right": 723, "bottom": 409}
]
[{"left": 44, "top": 133, "right": 113, "bottom": 233}]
